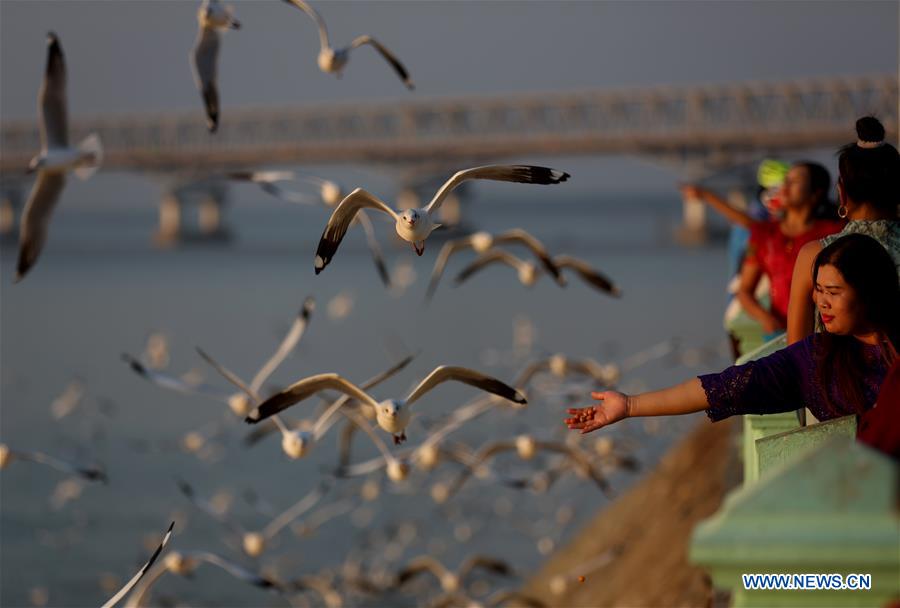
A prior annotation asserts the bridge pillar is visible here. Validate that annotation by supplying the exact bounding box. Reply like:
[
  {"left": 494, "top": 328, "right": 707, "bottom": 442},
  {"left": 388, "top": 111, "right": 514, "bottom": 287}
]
[
  {"left": 677, "top": 193, "right": 708, "bottom": 245},
  {"left": 154, "top": 192, "right": 183, "bottom": 247},
  {"left": 154, "top": 184, "right": 231, "bottom": 246}
]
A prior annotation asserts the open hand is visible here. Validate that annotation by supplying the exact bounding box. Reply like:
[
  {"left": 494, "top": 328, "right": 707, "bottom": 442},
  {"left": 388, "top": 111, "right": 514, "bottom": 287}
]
[{"left": 565, "top": 391, "right": 630, "bottom": 434}]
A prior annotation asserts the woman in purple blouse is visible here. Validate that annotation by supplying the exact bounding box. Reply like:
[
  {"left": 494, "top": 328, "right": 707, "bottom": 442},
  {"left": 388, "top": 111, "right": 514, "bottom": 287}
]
[{"left": 566, "top": 233, "right": 899, "bottom": 433}]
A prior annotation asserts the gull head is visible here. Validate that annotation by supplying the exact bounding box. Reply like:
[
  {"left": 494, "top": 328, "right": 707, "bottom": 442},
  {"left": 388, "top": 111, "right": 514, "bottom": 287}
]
[
  {"left": 164, "top": 552, "right": 192, "bottom": 576},
  {"left": 242, "top": 532, "right": 266, "bottom": 557},
  {"left": 430, "top": 481, "right": 450, "bottom": 504},
  {"left": 361, "top": 479, "right": 381, "bottom": 502},
  {"left": 440, "top": 573, "right": 460, "bottom": 594},
  {"left": 400, "top": 209, "right": 421, "bottom": 229},
  {"left": 26, "top": 154, "right": 45, "bottom": 174},
  {"left": 320, "top": 181, "right": 342, "bottom": 207},
  {"left": 470, "top": 231, "right": 494, "bottom": 253},
  {"left": 375, "top": 400, "right": 407, "bottom": 434},
  {"left": 515, "top": 434, "right": 537, "bottom": 460},
  {"left": 281, "top": 431, "right": 313, "bottom": 460},
  {"left": 386, "top": 460, "right": 410, "bottom": 483},
  {"left": 548, "top": 354, "right": 568, "bottom": 377},
  {"left": 415, "top": 444, "right": 440, "bottom": 471},
  {"left": 318, "top": 48, "right": 340, "bottom": 73},
  {"left": 181, "top": 431, "right": 206, "bottom": 453},
  {"left": 228, "top": 393, "right": 252, "bottom": 417},
  {"left": 594, "top": 437, "right": 614, "bottom": 457},
  {"left": 0, "top": 444, "right": 10, "bottom": 469},
  {"left": 519, "top": 264, "right": 540, "bottom": 287}
]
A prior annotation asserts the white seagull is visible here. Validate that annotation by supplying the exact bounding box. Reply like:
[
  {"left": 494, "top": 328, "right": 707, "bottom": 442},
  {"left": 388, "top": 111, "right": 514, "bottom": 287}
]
[
  {"left": 16, "top": 32, "right": 103, "bottom": 282},
  {"left": 281, "top": 0, "right": 414, "bottom": 89},
  {"left": 191, "top": 0, "right": 240, "bottom": 133},
  {"left": 425, "top": 229, "right": 564, "bottom": 300},
  {"left": 246, "top": 366, "right": 527, "bottom": 444},
  {"left": 314, "top": 165, "right": 570, "bottom": 273}
]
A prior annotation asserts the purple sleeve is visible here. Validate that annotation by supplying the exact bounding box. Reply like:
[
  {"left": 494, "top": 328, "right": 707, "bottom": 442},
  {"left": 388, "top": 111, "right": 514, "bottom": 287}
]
[{"left": 699, "top": 338, "right": 816, "bottom": 422}]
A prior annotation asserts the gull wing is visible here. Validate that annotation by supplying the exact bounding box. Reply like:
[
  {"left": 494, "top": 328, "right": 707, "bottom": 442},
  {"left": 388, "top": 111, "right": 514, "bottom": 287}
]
[
  {"left": 424, "top": 236, "right": 477, "bottom": 302},
  {"left": 405, "top": 366, "right": 526, "bottom": 407},
  {"left": 101, "top": 522, "right": 174, "bottom": 608},
  {"left": 315, "top": 188, "right": 397, "bottom": 275},
  {"left": 349, "top": 35, "right": 414, "bottom": 89},
  {"left": 355, "top": 210, "right": 392, "bottom": 287},
  {"left": 246, "top": 374, "right": 379, "bottom": 423},
  {"left": 494, "top": 228, "right": 562, "bottom": 281},
  {"left": 16, "top": 171, "right": 66, "bottom": 282},
  {"left": 39, "top": 32, "right": 68, "bottom": 148},
  {"left": 282, "top": 0, "right": 330, "bottom": 50},
  {"left": 191, "top": 26, "right": 220, "bottom": 132},
  {"left": 453, "top": 250, "right": 525, "bottom": 286},
  {"left": 250, "top": 297, "right": 315, "bottom": 393},
  {"left": 553, "top": 255, "right": 621, "bottom": 296},
  {"left": 424, "top": 165, "right": 569, "bottom": 216},
  {"left": 121, "top": 353, "right": 231, "bottom": 401}
]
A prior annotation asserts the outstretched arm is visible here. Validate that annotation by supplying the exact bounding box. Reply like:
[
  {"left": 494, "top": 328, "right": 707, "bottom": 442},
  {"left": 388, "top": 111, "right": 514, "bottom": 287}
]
[
  {"left": 787, "top": 240, "right": 822, "bottom": 345},
  {"left": 680, "top": 184, "right": 755, "bottom": 229},
  {"left": 565, "top": 379, "right": 708, "bottom": 434}
]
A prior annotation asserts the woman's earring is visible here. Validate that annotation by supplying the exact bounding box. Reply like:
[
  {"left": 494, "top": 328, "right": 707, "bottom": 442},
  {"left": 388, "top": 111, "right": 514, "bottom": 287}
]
[{"left": 838, "top": 205, "right": 848, "bottom": 219}]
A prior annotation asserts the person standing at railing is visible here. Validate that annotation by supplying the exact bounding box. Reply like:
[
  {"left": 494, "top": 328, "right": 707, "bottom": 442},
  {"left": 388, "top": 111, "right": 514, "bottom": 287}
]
[
  {"left": 681, "top": 161, "right": 843, "bottom": 354},
  {"left": 787, "top": 116, "right": 900, "bottom": 346},
  {"left": 565, "top": 234, "right": 898, "bottom": 434}
]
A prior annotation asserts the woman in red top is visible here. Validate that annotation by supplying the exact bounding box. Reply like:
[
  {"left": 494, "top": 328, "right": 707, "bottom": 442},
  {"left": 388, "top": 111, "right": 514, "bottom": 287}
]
[{"left": 737, "top": 163, "right": 844, "bottom": 337}]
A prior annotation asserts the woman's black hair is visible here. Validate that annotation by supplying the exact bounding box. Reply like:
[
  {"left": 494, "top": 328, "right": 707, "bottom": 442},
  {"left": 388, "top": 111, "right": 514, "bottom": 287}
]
[
  {"left": 794, "top": 161, "right": 837, "bottom": 219},
  {"left": 813, "top": 233, "right": 900, "bottom": 413},
  {"left": 837, "top": 116, "right": 900, "bottom": 214}
]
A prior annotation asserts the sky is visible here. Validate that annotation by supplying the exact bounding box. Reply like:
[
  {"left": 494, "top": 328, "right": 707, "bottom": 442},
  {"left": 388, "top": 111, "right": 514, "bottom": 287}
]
[{"left": 0, "top": 0, "right": 897, "bottom": 198}]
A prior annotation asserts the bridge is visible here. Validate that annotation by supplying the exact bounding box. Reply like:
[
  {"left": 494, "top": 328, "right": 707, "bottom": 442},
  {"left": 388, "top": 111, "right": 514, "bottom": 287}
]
[{"left": 1, "top": 75, "right": 896, "bottom": 240}]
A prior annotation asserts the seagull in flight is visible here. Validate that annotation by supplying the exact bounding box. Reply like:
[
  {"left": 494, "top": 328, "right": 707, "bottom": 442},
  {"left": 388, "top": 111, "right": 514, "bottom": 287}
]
[
  {"left": 16, "top": 32, "right": 103, "bottom": 282},
  {"left": 425, "top": 229, "right": 564, "bottom": 301},
  {"left": 314, "top": 165, "right": 570, "bottom": 273},
  {"left": 246, "top": 366, "right": 527, "bottom": 444},
  {"left": 281, "top": 0, "right": 414, "bottom": 89},
  {"left": 191, "top": 0, "right": 240, "bottom": 132},
  {"left": 0, "top": 443, "right": 107, "bottom": 483}
]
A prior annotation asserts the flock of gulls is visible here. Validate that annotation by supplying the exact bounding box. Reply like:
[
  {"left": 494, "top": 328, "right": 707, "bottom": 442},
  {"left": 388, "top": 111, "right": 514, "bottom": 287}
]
[{"left": 2, "top": 1, "right": 712, "bottom": 606}]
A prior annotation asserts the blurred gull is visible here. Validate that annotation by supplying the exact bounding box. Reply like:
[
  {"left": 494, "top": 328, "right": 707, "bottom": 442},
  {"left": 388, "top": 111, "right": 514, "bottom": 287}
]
[
  {"left": 314, "top": 165, "right": 569, "bottom": 273},
  {"left": 16, "top": 32, "right": 103, "bottom": 282},
  {"left": 226, "top": 170, "right": 392, "bottom": 285},
  {"left": 389, "top": 555, "right": 514, "bottom": 594},
  {"left": 177, "top": 479, "right": 329, "bottom": 557},
  {"left": 282, "top": 0, "right": 415, "bottom": 89},
  {"left": 425, "top": 229, "right": 564, "bottom": 301},
  {"left": 191, "top": 0, "right": 240, "bottom": 132},
  {"left": 100, "top": 521, "right": 174, "bottom": 608},
  {"left": 0, "top": 443, "right": 106, "bottom": 483}
]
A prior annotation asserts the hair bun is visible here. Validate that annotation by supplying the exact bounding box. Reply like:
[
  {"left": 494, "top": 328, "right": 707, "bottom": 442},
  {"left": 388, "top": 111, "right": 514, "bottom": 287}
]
[{"left": 856, "top": 116, "right": 885, "bottom": 144}]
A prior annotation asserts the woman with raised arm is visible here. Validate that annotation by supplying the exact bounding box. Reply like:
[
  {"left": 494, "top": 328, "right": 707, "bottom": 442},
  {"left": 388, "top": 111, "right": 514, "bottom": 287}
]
[
  {"left": 787, "top": 116, "right": 900, "bottom": 345},
  {"left": 566, "top": 234, "right": 898, "bottom": 434},
  {"left": 683, "top": 160, "right": 842, "bottom": 347}
]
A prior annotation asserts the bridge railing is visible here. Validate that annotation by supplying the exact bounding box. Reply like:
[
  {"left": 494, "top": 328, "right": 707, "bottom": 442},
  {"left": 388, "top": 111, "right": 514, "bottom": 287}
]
[{"left": 2, "top": 75, "right": 896, "bottom": 171}]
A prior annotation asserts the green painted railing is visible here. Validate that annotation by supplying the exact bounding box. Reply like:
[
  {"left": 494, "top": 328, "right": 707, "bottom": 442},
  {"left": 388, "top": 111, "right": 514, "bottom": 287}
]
[
  {"left": 691, "top": 436, "right": 899, "bottom": 607},
  {"left": 734, "top": 332, "right": 801, "bottom": 483}
]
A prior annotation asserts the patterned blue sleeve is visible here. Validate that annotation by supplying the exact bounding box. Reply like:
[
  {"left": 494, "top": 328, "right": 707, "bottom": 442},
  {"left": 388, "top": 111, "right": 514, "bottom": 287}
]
[{"left": 699, "top": 337, "right": 816, "bottom": 422}]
